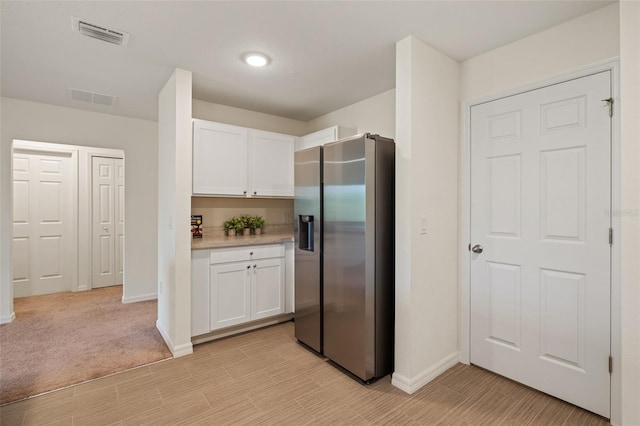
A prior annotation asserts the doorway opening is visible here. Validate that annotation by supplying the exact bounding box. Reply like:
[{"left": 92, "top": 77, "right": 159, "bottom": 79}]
[
  {"left": 1, "top": 140, "right": 170, "bottom": 405},
  {"left": 11, "top": 139, "right": 125, "bottom": 297}
]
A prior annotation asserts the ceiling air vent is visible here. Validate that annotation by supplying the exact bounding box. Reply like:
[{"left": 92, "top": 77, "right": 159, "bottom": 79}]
[
  {"left": 71, "top": 16, "right": 130, "bottom": 47},
  {"left": 68, "top": 88, "right": 116, "bottom": 107}
]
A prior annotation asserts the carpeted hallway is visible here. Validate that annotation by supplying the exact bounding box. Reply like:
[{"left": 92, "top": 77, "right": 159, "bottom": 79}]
[{"left": 0, "top": 286, "right": 171, "bottom": 405}]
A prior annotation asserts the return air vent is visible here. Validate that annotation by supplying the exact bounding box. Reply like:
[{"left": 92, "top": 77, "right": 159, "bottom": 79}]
[
  {"left": 68, "top": 88, "right": 116, "bottom": 107},
  {"left": 71, "top": 16, "right": 130, "bottom": 47}
]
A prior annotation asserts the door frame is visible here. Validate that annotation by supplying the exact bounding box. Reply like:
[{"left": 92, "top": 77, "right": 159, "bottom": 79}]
[
  {"left": 11, "top": 140, "right": 124, "bottom": 294},
  {"left": 459, "top": 59, "right": 621, "bottom": 423}
]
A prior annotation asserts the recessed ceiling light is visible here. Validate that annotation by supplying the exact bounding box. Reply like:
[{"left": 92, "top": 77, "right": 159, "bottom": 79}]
[{"left": 243, "top": 53, "right": 270, "bottom": 67}]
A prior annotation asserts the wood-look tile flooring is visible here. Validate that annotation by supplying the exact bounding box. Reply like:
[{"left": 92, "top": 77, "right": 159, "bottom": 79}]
[{"left": 0, "top": 321, "right": 609, "bottom": 426}]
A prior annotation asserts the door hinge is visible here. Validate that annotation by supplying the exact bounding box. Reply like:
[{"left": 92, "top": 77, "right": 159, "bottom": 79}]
[
  {"left": 602, "top": 97, "right": 614, "bottom": 118},
  {"left": 609, "top": 356, "right": 613, "bottom": 374},
  {"left": 609, "top": 227, "right": 613, "bottom": 245}
]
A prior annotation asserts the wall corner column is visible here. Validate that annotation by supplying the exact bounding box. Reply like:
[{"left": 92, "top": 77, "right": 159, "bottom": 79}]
[
  {"left": 619, "top": 1, "right": 640, "bottom": 423},
  {"left": 157, "top": 68, "right": 193, "bottom": 357},
  {"left": 393, "top": 35, "right": 461, "bottom": 394}
]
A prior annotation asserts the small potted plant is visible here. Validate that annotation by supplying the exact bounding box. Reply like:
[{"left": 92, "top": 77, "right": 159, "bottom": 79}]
[
  {"left": 239, "top": 215, "right": 252, "bottom": 236},
  {"left": 233, "top": 217, "right": 245, "bottom": 236},
  {"left": 223, "top": 217, "right": 239, "bottom": 236},
  {"left": 253, "top": 215, "right": 265, "bottom": 235}
]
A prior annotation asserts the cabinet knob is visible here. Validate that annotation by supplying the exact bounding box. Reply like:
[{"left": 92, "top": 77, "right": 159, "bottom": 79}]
[
  {"left": 246, "top": 265, "right": 250, "bottom": 269},
  {"left": 253, "top": 191, "right": 257, "bottom": 195},
  {"left": 249, "top": 251, "right": 254, "bottom": 255},
  {"left": 243, "top": 190, "right": 247, "bottom": 195},
  {"left": 253, "top": 264, "right": 257, "bottom": 268}
]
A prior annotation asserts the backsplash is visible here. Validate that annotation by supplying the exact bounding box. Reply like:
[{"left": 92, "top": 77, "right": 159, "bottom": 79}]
[{"left": 191, "top": 197, "right": 294, "bottom": 233}]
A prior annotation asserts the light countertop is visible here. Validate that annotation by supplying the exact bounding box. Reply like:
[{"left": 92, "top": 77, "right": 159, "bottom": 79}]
[{"left": 191, "top": 232, "right": 294, "bottom": 250}]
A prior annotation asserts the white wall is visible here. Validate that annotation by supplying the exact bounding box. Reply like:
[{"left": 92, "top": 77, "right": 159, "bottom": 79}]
[
  {"left": 192, "top": 99, "right": 308, "bottom": 136},
  {"left": 157, "top": 69, "right": 193, "bottom": 357},
  {"left": 393, "top": 36, "right": 460, "bottom": 393},
  {"left": 619, "top": 2, "right": 640, "bottom": 424},
  {"left": 461, "top": 4, "right": 619, "bottom": 102},
  {"left": 306, "top": 89, "right": 395, "bottom": 138},
  {"left": 0, "top": 97, "right": 158, "bottom": 319}
]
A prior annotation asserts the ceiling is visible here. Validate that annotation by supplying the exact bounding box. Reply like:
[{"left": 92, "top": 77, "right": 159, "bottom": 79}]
[{"left": 1, "top": 1, "right": 614, "bottom": 122}]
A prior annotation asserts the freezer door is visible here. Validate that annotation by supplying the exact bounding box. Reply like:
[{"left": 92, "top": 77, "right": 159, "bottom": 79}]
[{"left": 294, "top": 146, "right": 322, "bottom": 353}]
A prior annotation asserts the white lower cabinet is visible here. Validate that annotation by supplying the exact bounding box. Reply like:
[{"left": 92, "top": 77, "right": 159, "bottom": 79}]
[
  {"left": 251, "top": 258, "right": 285, "bottom": 320},
  {"left": 192, "top": 244, "right": 287, "bottom": 336},
  {"left": 210, "top": 262, "right": 252, "bottom": 330}
]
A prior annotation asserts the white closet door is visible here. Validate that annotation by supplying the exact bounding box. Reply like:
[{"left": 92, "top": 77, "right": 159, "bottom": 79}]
[
  {"left": 12, "top": 152, "right": 73, "bottom": 297},
  {"left": 92, "top": 156, "right": 124, "bottom": 288},
  {"left": 470, "top": 71, "right": 611, "bottom": 417}
]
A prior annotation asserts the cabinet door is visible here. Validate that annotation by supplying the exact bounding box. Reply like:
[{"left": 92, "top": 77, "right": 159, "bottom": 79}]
[
  {"left": 250, "top": 130, "right": 294, "bottom": 197},
  {"left": 210, "top": 262, "right": 251, "bottom": 330},
  {"left": 298, "top": 126, "right": 357, "bottom": 151},
  {"left": 193, "top": 120, "right": 248, "bottom": 196},
  {"left": 251, "top": 258, "right": 285, "bottom": 320},
  {"left": 299, "top": 127, "right": 337, "bottom": 151}
]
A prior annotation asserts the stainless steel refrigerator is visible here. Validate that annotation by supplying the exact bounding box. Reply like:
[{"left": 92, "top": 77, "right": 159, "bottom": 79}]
[{"left": 294, "top": 133, "right": 395, "bottom": 382}]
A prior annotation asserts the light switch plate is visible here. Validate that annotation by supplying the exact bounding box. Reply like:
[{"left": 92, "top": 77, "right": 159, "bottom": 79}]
[{"left": 420, "top": 216, "right": 427, "bottom": 235}]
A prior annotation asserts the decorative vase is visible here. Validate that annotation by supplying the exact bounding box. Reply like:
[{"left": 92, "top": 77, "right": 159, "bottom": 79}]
[
  {"left": 255, "top": 228, "right": 262, "bottom": 235},
  {"left": 243, "top": 228, "right": 251, "bottom": 236},
  {"left": 227, "top": 229, "right": 236, "bottom": 237}
]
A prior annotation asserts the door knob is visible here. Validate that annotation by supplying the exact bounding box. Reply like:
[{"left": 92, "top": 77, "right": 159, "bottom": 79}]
[{"left": 471, "top": 244, "right": 483, "bottom": 254}]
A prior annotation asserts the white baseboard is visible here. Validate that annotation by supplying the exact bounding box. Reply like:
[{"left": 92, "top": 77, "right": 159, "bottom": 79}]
[
  {"left": 191, "top": 314, "right": 294, "bottom": 345},
  {"left": 171, "top": 342, "right": 194, "bottom": 358},
  {"left": 155, "top": 319, "right": 173, "bottom": 351},
  {"left": 122, "top": 293, "right": 157, "bottom": 304},
  {"left": 392, "top": 351, "right": 460, "bottom": 394},
  {"left": 155, "top": 319, "right": 193, "bottom": 358},
  {"left": 0, "top": 312, "right": 16, "bottom": 324}
]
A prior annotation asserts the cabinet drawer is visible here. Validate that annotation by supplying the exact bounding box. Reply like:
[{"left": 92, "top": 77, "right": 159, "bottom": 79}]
[{"left": 210, "top": 244, "right": 284, "bottom": 264}]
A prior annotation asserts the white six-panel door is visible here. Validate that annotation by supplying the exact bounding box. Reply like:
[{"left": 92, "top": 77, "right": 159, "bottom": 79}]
[
  {"left": 470, "top": 71, "right": 611, "bottom": 417},
  {"left": 12, "top": 152, "right": 74, "bottom": 297},
  {"left": 92, "top": 156, "right": 124, "bottom": 288}
]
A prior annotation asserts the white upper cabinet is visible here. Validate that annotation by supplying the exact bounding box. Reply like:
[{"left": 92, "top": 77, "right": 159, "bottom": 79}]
[
  {"left": 193, "top": 119, "right": 294, "bottom": 197},
  {"left": 250, "top": 130, "right": 294, "bottom": 197},
  {"left": 296, "top": 125, "right": 357, "bottom": 151},
  {"left": 193, "top": 120, "right": 248, "bottom": 196}
]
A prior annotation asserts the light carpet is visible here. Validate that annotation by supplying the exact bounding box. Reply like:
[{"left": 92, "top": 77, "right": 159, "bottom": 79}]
[{"left": 0, "top": 286, "right": 171, "bottom": 405}]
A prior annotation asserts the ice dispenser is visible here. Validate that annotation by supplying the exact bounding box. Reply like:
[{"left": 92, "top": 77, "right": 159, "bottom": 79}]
[{"left": 298, "top": 215, "right": 314, "bottom": 251}]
